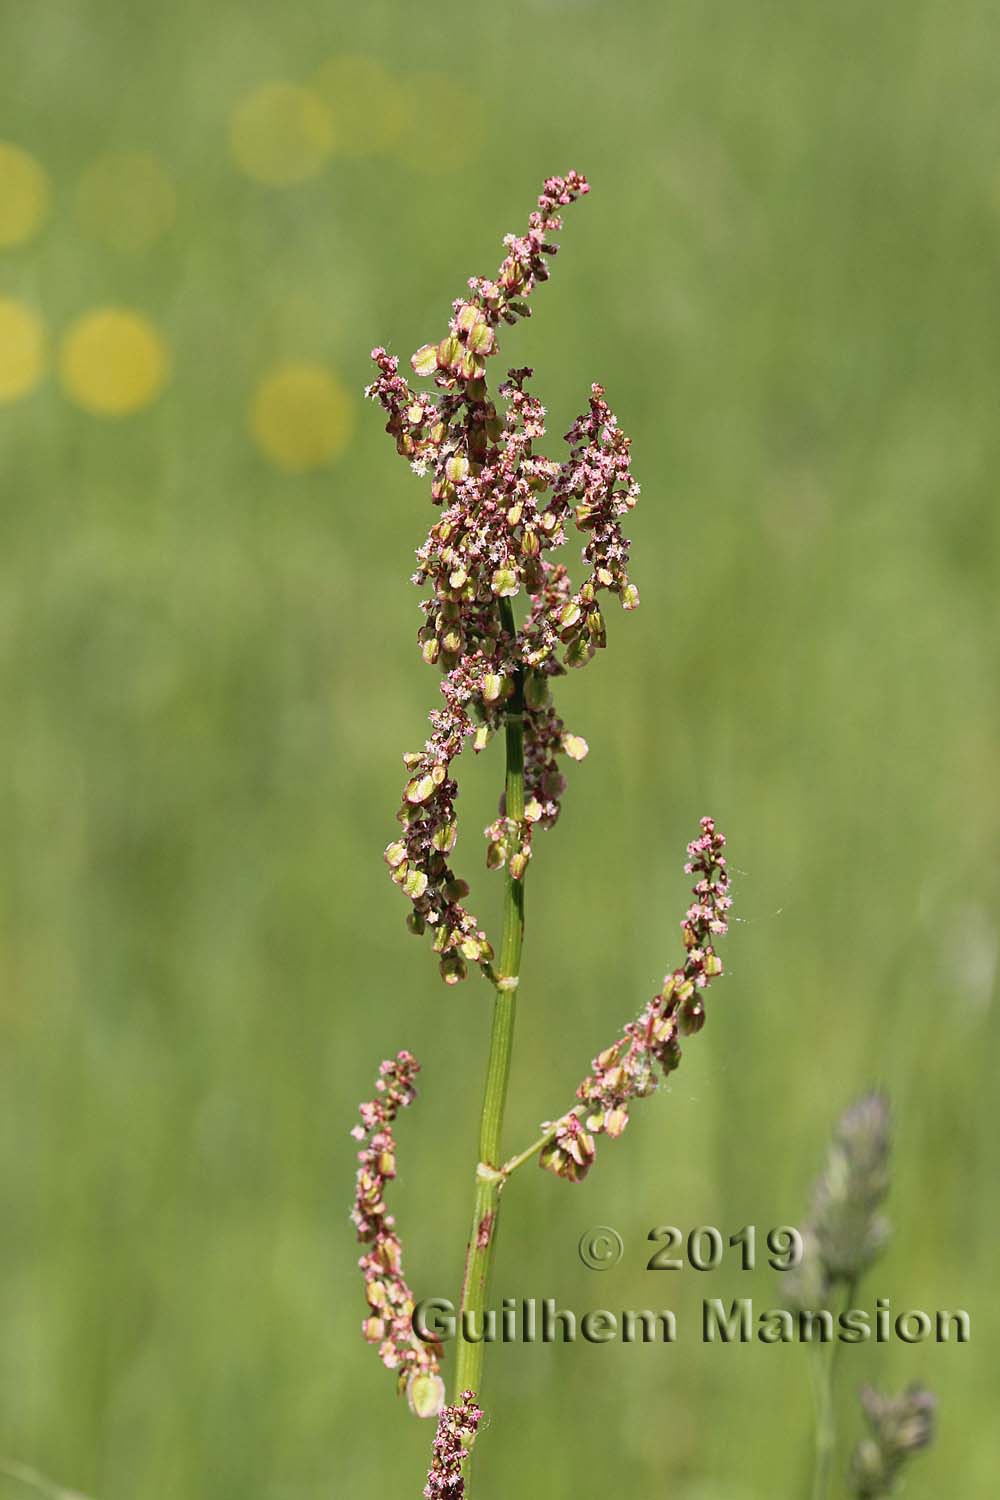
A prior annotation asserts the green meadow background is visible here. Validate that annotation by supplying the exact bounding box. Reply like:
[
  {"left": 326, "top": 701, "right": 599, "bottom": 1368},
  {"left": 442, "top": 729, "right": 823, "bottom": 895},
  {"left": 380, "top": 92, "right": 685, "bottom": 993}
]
[{"left": 2, "top": 1, "right": 997, "bottom": 1496}]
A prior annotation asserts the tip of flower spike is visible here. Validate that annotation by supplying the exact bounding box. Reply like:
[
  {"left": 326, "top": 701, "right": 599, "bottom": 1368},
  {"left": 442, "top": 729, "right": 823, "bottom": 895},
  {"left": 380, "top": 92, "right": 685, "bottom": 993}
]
[
  {"left": 539, "top": 172, "right": 590, "bottom": 209},
  {"left": 424, "top": 1391, "right": 484, "bottom": 1499}
]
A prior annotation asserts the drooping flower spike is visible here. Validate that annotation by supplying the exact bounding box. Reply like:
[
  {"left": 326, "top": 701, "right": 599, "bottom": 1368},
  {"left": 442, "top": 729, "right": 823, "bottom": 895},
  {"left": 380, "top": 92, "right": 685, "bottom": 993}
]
[
  {"left": 540, "top": 818, "right": 731, "bottom": 1182},
  {"left": 351, "top": 1052, "right": 445, "bottom": 1416}
]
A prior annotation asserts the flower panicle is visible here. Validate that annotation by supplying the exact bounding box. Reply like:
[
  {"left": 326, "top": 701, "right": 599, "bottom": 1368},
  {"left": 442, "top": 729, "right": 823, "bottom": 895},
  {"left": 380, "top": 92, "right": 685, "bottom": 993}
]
[
  {"left": 423, "top": 1389, "right": 484, "bottom": 1499},
  {"left": 816, "top": 1090, "right": 892, "bottom": 1279},
  {"left": 848, "top": 1384, "right": 936, "bottom": 1498},
  {"left": 786, "top": 1091, "right": 892, "bottom": 1309},
  {"left": 351, "top": 1051, "right": 445, "bottom": 1416},
  {"left": 540, "top": 817, "right": 731, "bottom": 1182},
  {"left": 368, "top": 174, "right": 646, "bottom": 985}
]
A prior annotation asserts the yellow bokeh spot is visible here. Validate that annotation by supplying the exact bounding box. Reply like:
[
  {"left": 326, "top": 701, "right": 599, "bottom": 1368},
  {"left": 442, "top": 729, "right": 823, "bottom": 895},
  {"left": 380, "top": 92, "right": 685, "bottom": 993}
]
[
  {"left": 250, "top": 362, "right": 353, "bottom": 473},
  {"left": 0, "top": 299, "right": 47, "bottom": 402},
  {"left": 77, "top": 152, "right": 176, "bottom": 253},
  {"left": 0, "top": 142, "right": 51, "bottom": 248},
  {"left": 398, "top": 74, "right": 483, "bottom": 174},
  {"left": 59, "top": 308, "right": 170, "bottom": 417},
  {"left": 229, "top": 82, "right": 334, "bottom": 186},
  {"left": 310, "top": 55, "right": 405, "bottom": 155}
]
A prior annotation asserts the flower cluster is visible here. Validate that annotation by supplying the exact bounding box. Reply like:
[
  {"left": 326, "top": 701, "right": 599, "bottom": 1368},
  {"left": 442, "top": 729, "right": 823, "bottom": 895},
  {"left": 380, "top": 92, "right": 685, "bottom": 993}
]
[
  {"left": 368, "top": 175, "right": 643, "bottom": 983},
  {"left": 540, "top": 818, "right": 731, "bottom": 1182},
  {"left": 849, "top": 1385, "right": 936, "bottom": 1498},
  {"left": 813, "top": 1091, "right": 891, "bottom": 1279},
  {"left": 785, "top": 1092, "right": 891, "bottom": 1310},
  {"left": 351, "top": 1052, "right": 444, "bottom": 1414},
  {"left": 423, "top": 1389, "right": 484, "bottom": 1499},
  {"left": 382, "top": 652, "right": 502, "bottom": 985}
]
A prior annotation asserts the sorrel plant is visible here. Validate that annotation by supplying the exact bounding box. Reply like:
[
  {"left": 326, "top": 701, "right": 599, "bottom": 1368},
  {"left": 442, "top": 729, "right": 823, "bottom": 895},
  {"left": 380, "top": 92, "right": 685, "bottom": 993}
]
[{"left": 353, "top": 172, "right": 732, "bottom": 1495}]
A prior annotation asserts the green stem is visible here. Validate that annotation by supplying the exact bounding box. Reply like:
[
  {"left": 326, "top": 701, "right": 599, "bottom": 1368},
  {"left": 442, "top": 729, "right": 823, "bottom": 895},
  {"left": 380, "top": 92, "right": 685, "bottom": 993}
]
[
  {"left": 809, "top": 1277, "right": 858, "bottom": 1500},
  {"left": 453, "top": 598, "right": 525, "bottom": 1414},
  {"left": 809, "top": 1345, "right": 835, "bottom": 1500}
]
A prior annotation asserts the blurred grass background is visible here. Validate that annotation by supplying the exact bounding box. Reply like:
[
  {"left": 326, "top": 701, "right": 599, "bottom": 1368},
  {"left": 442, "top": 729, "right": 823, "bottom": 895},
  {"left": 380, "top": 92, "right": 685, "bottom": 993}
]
[{"left": 1, "top": 0, "right": 997, "bottom": 1496}]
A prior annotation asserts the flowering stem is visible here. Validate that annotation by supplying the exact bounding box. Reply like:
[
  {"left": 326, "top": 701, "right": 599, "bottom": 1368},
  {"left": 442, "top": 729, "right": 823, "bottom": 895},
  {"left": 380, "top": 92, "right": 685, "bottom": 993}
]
[
  {"left": 453, "top": 598, "right": 525, "bottom": 1410},
  {"left": 809, "top": 1342, "right": 835, "bottom": 1500},
  {"left": 809, "top": 1276, "right": 858, "bottom": 1500}
]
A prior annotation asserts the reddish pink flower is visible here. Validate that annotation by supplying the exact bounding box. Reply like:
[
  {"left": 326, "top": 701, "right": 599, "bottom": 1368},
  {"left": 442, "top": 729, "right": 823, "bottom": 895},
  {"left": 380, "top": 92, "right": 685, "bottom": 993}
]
[{"left": 423, "top": 1390, "right": 484, "bottom": 1499}]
